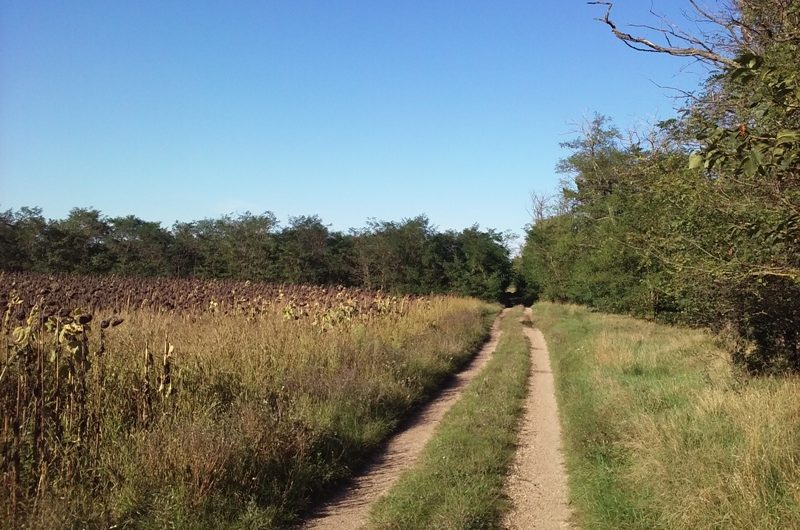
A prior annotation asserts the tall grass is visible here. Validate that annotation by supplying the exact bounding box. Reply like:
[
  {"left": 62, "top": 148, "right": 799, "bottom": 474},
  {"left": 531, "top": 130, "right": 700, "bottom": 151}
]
[
  {"left": 534, "top": 302, "right": 800, "bottom": 529},
  {"left": 1, "top": 296, "right": 496, "bottom": 529}
]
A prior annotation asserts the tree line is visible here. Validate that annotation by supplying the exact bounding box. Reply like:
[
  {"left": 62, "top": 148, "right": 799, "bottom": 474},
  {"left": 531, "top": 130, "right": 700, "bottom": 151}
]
[
  {"left": 519, "top": 1, "right": 799, "bottom": 371},
  {"left": 0, "top": 208, "right": 514, "bottom": 301}
]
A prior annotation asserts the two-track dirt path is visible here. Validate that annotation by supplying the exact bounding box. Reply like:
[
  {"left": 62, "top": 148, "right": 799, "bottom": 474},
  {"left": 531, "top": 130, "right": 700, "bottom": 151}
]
[
  {"left": 300, "top": 308, "right": 509, "bottom": 530},
  {"left": 504, "top": 307, "right": 572, "bottom": 529}
]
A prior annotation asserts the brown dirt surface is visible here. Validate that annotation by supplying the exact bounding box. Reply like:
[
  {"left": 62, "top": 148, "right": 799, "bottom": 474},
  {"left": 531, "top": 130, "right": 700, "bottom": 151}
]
[
  {"left": 504, "top": 307, "right": 572, "bottom": 529},
  {"left": 299, "top": 308, "right": 509, "bottom": 530}
]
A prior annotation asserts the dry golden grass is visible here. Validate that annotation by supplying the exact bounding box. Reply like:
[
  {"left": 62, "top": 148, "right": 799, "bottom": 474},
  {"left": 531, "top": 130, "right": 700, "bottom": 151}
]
[
  {"left": 2, "top": 295, "right": 496, "bottom": 529},
  {"left": 534, "top": 302, "right": 800, "bottom": 530}
]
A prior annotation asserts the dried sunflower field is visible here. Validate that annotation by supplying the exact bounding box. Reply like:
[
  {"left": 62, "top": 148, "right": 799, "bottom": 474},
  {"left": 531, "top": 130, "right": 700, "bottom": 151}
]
[{"left": 1, "top": 272, "right": 495, "bottom": 529}]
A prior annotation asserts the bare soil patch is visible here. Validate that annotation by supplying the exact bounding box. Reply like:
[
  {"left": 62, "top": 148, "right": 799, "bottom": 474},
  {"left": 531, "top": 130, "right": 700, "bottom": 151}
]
[{"left": 504, "top": 308, "right": 572, "bottom": 529}]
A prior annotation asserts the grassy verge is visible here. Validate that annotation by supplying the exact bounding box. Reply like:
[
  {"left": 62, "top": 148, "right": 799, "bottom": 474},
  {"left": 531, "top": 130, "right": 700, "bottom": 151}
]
[
  {"left": 368, "top": 305, "right": 530, "bottom": 530},
  {"left": 2, "top": 296, "right": 498, "bottom": 529},
  {"left": 533, "top": 302, "right": 800, "bottom": 529}
]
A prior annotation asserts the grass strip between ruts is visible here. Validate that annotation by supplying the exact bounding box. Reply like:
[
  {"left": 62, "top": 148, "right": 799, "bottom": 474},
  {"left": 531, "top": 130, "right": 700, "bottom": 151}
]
[{"left": 367, "top": 305, "right": 531, "bottom": 530}]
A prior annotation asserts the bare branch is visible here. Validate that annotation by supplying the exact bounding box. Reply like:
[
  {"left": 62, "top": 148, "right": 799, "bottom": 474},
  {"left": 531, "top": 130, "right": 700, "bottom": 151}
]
[
  {"left": 628, "top": 22, "right": 717, "bottom": 53},
  {"left": 647, "top": 80, "right": 701, "bottom": 106},
  {"left": 528, "top": 191, "right": 556, "bottom": 225},
  {"left": 588, "top": 1, "right": 739, "bottom": 68}
]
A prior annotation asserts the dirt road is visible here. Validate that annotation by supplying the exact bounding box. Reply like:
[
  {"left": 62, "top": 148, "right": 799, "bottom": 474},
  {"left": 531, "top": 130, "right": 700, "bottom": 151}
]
[
  {"left": 504, "top": 307, "right": 572, "bottom": 529},
  {"left": 300, "top": 309, "right": 508, "bottom": 530}
]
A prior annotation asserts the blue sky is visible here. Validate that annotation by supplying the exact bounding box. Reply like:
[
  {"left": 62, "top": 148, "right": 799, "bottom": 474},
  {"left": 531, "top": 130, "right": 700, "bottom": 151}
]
[{"left": 1, "top": 0, "right": 708, "bottom": 243}]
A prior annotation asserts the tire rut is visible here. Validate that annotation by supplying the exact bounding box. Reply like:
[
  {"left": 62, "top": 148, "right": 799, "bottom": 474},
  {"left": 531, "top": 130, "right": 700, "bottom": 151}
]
[
  {"left": 299, "top": 308, "right": 509, "bottom": 530},
  {"left": 504, "top": 307, "right": 572, "bottom": 529}
]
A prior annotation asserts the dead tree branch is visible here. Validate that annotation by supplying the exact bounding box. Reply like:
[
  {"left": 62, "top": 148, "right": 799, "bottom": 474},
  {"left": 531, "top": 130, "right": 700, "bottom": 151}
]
[{"left": 589, "top": 1, "right": 740, "bottom": 68}]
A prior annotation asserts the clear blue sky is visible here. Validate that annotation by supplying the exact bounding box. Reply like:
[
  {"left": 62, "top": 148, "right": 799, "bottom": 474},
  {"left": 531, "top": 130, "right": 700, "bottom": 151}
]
[{"left": 1, "top": 0, "right": 707, "bottom": 243}]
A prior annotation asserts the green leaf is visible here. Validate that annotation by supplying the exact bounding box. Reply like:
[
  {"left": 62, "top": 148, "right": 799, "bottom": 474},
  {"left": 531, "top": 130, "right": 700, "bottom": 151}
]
[
  {"left": 688, "top": 153, "right": 704, "bottom": 170},
  {"left": 730, "top": 67, "right": 752, "bottom": 82},
  {"left": 735, "top": 53, "right": 763, "bottom": 70},
  {"left": 742, "top": 151, "right": 759, "bottom": 177},
  {"left": 751, "top": 146, "right": 765, "bottom": 166},
  {"left": 776, "top": 130, "right": 799, "bottom": 145}
]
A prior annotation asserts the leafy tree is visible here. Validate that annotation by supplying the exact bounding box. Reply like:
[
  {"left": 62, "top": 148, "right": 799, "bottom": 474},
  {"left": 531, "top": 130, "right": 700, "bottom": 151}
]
[
  {"left": 43, "top": 208, "right": 111, "bottom": 274},
  {"left": 450, "top": 226, "right": 513, "bottom": 300},
  {"left": 169, "top": 221, "right": 205, "bottom": 277},
  {"left": 106, "top": 216, "right": 172, "bottom": 276},
  {"left": 183, "top": 212, "right": 278, "bottom": 280},
  {"left": 275, "top": 215, "right": 333, "bottom": 284},
  {"left": 0, "top": 207, "right": 47, "bottom": 271},
  {"left": 351, "top": 216, "right": 439, "bottom": 293},
  {"left": 0, "top": 207, "right": 514, "bottom": 302},
  {"left": 521, "top": 1, "right": 800, "bottom": 370}
]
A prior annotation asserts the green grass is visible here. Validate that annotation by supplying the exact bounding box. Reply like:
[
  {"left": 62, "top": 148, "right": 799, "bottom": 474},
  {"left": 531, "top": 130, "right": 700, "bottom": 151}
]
[
  {"left": 367, "top": 306, "right": 530, "bottom": 530},
  {"left": 534, "top": 302, "right": 800, "bottom": 530}
]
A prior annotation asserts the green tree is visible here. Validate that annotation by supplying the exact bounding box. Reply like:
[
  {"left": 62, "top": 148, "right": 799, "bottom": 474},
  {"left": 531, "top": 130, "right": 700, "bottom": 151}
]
[
  {"left": 275, "top": 215, "right": 333, "bottom": 284},
  {"left": 584, "top": 0, "right": 800, "bottom": 369},
  {"left": 107, "top": 216, "right": 173, "bottom": 276},
  {"left": 449, "top": 226, "right": 512, "bottom": 300},
  {"left": 0, "top": 207, "right": 47, "bottom": 271}
]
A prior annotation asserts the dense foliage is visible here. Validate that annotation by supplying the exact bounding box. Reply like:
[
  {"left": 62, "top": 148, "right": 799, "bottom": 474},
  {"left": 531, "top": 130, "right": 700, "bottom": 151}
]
[
  {"left": 0, "top": 210, "right": 513, "bottom": 301},
  {"left": 520, "top": 0, "right": 799, "bottom": 371}
]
